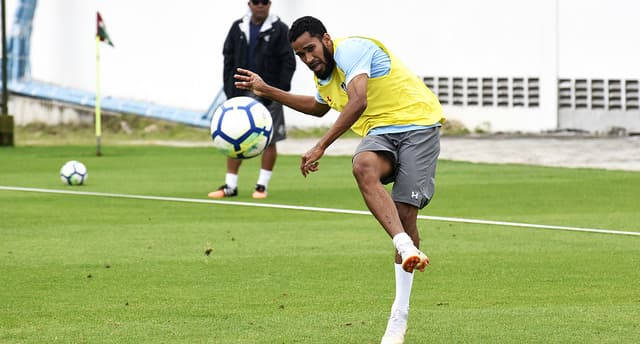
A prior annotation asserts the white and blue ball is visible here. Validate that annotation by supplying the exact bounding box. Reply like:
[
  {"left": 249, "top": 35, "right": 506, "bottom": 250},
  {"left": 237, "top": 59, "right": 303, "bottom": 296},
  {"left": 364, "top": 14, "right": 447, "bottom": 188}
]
[
  {"left": 210, "top": 96, "right": 273, "bottom": 159},
  {"left": 60, "top": 160, "right": 88, "bottom": 185}
]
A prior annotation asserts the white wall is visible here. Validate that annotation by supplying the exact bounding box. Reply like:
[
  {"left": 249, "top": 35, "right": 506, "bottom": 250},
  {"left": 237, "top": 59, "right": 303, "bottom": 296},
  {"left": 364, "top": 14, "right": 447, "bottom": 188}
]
[
  {"left": 3, "top": 0, "right": 640, "bottom": 131},
  {"left": 559, "top": 0, "right": 640, "bottom": 79}
]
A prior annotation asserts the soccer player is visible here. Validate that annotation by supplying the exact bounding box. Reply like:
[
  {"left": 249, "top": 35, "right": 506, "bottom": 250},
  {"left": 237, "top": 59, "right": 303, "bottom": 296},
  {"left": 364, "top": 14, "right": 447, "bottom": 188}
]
[
  {"left": 234, "top": 16, "right": 444, "bottom": 344},
  {"left": 209, "top": 0, "right": 295, "bottom": 199}
]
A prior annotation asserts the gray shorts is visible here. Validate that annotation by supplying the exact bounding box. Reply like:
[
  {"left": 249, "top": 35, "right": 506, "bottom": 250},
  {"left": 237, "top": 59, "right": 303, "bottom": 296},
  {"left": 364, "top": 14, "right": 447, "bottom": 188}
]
[
  {"left": 266, "top": 101, "right": 286, "bottom": 143},
  {"left": 353, "top": 127, "right": 440, "bottom": 209}
]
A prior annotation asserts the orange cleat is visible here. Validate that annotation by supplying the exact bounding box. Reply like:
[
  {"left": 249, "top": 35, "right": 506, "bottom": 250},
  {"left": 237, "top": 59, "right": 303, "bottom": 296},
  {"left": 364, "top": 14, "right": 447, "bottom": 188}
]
[
  {"left": 208, "top": 184, "right": 238, "bottom": 199},
  {"left": 251, "top": 184, "right": 267, "bottom": 199},
  {"left": 401, "top": 250, "right": 430, "bottom": 273}
]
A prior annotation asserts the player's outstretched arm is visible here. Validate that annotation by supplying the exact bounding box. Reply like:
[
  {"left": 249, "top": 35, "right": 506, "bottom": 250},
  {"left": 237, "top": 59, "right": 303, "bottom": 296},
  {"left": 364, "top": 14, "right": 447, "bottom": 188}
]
[{"left": 234, "top": 68, "right": 330, "bottom": 117}]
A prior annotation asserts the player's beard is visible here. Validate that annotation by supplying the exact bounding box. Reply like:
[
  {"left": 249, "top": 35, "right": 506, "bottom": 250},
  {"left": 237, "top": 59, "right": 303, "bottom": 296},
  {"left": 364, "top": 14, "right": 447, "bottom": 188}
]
[{"left": 315, "top": 44, "right": 335, "bottom": 80}]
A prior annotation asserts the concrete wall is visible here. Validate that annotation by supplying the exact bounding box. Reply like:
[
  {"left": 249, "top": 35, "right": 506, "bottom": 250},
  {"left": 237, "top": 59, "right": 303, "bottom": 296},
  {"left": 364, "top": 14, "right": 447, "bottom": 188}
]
[{"left": 10, "top": 95, "right": 95, "bottom": 125}]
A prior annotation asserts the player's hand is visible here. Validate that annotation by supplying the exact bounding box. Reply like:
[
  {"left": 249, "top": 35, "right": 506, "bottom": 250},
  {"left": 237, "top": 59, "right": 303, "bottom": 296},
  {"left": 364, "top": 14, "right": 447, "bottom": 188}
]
[
  {"left": 300, "top": 146, "right": 325, "bottom": 177},
  {"left": 234, "top": 68, "right": 267, "bottom": 97}
]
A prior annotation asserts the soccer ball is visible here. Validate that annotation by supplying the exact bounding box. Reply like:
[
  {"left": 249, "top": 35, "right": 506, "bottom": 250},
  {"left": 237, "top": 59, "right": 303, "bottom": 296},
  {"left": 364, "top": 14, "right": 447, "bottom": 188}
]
[
  {"left": 210, "top": 96, "right": 273, "bottom": 159},
  {"left": 60, "top": 160, "right": 88, "bottom": 185}
]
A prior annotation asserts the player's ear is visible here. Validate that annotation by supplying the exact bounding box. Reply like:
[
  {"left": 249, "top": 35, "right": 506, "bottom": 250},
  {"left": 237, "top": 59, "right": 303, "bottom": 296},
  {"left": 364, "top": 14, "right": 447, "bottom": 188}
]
[{"left": 322, "top": 33, "right": 332, "bottom": 49}]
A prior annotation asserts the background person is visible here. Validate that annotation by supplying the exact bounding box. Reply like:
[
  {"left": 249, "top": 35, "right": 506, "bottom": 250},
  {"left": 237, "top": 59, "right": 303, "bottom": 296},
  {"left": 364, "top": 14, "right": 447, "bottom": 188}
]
[
  {"left": 208, "top": 0, "right": 295, "bottom": 199},
  {"left": 233, "top": 16, "right": 445, "bottom": 344}
]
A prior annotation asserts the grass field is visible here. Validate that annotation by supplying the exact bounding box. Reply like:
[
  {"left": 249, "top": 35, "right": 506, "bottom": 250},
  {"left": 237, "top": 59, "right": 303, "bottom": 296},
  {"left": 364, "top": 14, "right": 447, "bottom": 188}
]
[{"left": 1, "top": 144, "right": 639, "bottom": 343}]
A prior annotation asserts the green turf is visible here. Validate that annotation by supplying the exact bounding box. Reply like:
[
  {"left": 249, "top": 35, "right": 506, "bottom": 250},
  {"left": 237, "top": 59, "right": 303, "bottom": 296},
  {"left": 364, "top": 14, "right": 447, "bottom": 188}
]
[{"left": 1, "top": 145, "right": 639, "bottom": 343}]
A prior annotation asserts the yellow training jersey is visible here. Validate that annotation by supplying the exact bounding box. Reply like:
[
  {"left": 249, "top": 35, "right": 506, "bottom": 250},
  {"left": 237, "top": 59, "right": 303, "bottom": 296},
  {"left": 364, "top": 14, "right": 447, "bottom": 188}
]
[{"left": 314, "top": 37, "right": 445, "bottom": 137}]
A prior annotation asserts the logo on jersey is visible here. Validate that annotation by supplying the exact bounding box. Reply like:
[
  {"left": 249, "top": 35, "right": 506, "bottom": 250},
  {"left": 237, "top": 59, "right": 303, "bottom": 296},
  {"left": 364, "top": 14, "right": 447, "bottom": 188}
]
[
  {"left": 340, "top": 82, "right": 347, "bottom": 92},
  {"left": 325, "top": 96, "right": 333, "bottom": 105}
]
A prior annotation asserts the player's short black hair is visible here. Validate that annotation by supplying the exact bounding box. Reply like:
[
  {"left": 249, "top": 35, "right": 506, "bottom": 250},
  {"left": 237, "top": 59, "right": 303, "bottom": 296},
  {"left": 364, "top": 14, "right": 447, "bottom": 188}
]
[{"left": 288, "top": 16, "right": 327, "bottom": 42}]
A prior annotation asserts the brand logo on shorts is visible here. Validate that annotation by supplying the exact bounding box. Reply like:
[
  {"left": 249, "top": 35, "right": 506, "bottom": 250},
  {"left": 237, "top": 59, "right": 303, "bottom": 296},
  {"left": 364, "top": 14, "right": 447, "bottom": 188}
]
[{"left": 411, "top": 191, "right": 419, "bottom": 199}]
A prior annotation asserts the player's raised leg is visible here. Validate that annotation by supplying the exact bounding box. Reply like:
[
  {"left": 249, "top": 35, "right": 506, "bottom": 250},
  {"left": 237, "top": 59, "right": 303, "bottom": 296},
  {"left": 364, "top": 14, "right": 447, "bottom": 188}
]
[{"left": 352, "top": 151, "right": 429, "bottom": 272}]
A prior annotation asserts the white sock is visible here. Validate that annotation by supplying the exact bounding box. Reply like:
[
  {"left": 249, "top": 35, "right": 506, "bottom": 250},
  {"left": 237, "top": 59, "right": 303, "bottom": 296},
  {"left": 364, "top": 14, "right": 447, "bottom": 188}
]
[
  {"left": 256, "top": 169, "right": 272, "bottom": 188},
  {"left": 225, "top": 173, "right": 238, "bottom": 189},
  {"left": 392, "top": 232, "right": 415, "bottom": 257},
  {"left": 392, "top": 263, "right": 414, "bottom": 312}
]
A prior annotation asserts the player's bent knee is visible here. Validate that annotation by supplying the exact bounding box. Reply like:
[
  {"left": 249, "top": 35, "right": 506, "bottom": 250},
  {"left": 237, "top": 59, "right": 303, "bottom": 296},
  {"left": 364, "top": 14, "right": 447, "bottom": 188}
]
[{"left": 352, "top": 152, "right": 393, "bottom": 182}]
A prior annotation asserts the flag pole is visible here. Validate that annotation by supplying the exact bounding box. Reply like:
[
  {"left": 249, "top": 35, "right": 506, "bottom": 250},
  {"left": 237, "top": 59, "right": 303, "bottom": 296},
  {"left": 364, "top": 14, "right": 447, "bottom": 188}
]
[
  {"left": 95, "top": 11, "right": 113, "bottom": 156},
  {"left": 95, "top": 35, "right": 102, "bottom": 156}
]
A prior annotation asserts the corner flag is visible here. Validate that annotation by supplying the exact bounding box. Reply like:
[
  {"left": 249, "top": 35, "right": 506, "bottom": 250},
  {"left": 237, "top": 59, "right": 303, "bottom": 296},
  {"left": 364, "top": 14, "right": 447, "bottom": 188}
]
[
  {"left": 96, "top": 12, "right": 114, "bottom": 47},
  {"left": 95, "top": 12, "right": 114, "bottom": 156}
]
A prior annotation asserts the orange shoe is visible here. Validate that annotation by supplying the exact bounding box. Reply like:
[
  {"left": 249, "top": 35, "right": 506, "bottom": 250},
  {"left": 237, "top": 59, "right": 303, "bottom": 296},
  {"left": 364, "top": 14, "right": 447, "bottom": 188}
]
[
  {"left": 401, "top": 250, "right": 430, "bottom": 273},
  {"left": 208, "top": 184, "right": 238, "bottom": 198},
  {"left": 251, "top": 184, "right": 267, "bottom": 199}
]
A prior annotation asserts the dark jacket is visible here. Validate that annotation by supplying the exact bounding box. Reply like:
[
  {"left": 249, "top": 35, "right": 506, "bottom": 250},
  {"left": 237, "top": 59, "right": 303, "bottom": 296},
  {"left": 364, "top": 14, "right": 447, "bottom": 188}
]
[{"left": 222, "top": 14, "right": 296, "bottom": 103}]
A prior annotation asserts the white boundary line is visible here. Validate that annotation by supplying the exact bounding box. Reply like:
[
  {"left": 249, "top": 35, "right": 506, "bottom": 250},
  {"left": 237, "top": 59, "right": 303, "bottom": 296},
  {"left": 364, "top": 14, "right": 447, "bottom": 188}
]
[{"left": 1, "top": 185, "right": 638, "bottom": 237}]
